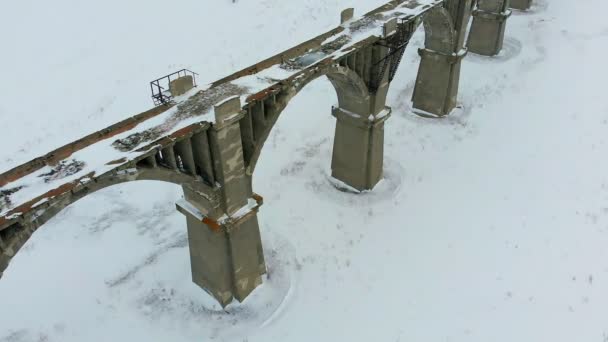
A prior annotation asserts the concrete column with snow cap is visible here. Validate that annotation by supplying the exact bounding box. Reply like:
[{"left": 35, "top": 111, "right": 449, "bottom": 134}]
[
  {"left": 467, "top": 0, "right": 512, "bottom": 56},
  {"left": 411, "top": 1, "right": 472, "bottom": 116},
  {"left": 328, "top": 16, "right": 398, "bottom": 192},
  {"left": 331, "top": 103, "right": 391, "bottom": 192},
  {"left": 176, "top": 94, "right": 266, "bottom": 307}
]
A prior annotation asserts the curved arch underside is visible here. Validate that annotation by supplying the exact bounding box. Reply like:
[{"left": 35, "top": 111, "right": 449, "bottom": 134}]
[{"left": 0, "top": 166, "right": 210, "bottom": 278}]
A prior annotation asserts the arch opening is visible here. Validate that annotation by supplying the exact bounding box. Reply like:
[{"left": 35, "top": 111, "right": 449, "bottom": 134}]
[
  {"left": 0, "top": 167, "right": 209, "bottom": 280},
  {"left": 251, "top": 75, "right": 339, "bottom": 191},
  {"left": 245, "top": 63, "right": 370, "bottom": 177}
]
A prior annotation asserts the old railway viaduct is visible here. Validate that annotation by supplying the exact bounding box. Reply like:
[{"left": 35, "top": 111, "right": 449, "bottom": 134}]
[{"left": 0, "top": 0, "right": 531, "bottom": 307}]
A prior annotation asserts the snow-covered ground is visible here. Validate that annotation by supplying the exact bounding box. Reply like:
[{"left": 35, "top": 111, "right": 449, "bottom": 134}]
[{"left": 2, "top": 0, "right": 608, "bottom": 341}]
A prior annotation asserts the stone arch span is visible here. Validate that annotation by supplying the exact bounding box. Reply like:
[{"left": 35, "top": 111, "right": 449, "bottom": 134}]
[
  {"left": 0, "top": 166, "right": 208, "bottom": 280},
  {"left": 244, "top": 62, "right": 370, "bottom": 177}
]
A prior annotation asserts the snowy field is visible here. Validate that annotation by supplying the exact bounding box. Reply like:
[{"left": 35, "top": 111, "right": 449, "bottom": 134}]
[{"left": 2, "top": 0, "right": 608, "bottom": 341}]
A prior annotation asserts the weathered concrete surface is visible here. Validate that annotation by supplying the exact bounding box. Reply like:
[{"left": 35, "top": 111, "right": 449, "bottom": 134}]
[
  {"left": 210, "top": 98, "right": 250, "bottom": 215},
  {"left": 412, "top": 49, "right": 466, "bottom": 116},
  {"left": 467, "top": 0, "right": 512, "bottom": 56},
  {"left": 170, "top": 75, "right": 195, "bottom": 97},
  {"left": 178, "top": 187, "right": 265, "bottom": 307},
  {"left": 412, "top": 0, "right": 473, "bottom": 116},
  {"left": 331, "top": 106, "right": 391, "bottom": 191},
  {"left": 341, "top": 8, "right": 354, "bottom": 24},
  {"left": 175, "top": 97, "right": 266, "bottom": 307},
  {"left": 510, "top": 0, "right": 532, "bottom": 10}
]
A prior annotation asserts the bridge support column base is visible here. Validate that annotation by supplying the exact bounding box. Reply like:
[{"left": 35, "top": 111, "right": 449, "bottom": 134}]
[
  {"left": 412, "top": 48, "right": 466, "bottom": 116},
  {"left": 510, "top": 0, "right": 532, "bottom": 10},
  {"left": 331, "top": 106, "right": 391, "bottom": 192},
  {"left": 177, "top": 194, "right": 266, "bottom": 308},
  {"left": 467, "top": 8, "right": 512, "bottom": 56}
]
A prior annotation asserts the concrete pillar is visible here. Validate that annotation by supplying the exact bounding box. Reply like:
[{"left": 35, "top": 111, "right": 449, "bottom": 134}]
[
  {"left": 169, "top": 75, "right": 194, "bottom": 97},
  {"left": 510, "top": 0, "right": 532, "bottom": 10},
  {"left": 330, "top": 28, "right": 392, "bottom": 192},
  {"left": 467, "top": 0, "right": 512, "bottom": 56},
  {"left": 411, "top": 49, "right": 467, "bottom": 116},
  {"left": 176, "top": 96, "right": 266, "bottom": 307},
  {"left": 331, "top": 104, "right": 391, "bottom": 192},
  {"left": 177, "top": 190, "right": 265, "bottom": 308},
  {"left": 412, "top": 2, "right": 472, "bottom": 116}
]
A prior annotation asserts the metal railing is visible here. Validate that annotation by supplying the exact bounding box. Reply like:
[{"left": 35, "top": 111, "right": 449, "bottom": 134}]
[{"left": 150, "top": 69, "right": 199, "bottom": 106}]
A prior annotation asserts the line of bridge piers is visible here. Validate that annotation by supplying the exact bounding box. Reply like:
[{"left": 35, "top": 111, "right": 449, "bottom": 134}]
[
  {"left": 174, "top": 0, "right": 535, "bottom": 308},
  {"left": 0, "top": 0, "right": 538, "bottom": 311},
  {"left": 412, "top": 0, "right": 532, "bottom": 116}
]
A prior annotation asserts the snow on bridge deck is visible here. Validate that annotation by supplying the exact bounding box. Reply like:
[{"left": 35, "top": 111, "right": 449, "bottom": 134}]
[{"left": 0, "top": 0, "right": 440, "bottom": 231}]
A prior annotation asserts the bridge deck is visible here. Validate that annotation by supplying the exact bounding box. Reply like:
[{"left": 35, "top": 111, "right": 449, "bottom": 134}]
[{"left": 0, "top": 0, "right": 441, "bottom": 231}]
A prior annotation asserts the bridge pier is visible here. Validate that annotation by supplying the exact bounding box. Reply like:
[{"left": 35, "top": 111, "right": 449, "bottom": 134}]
[
  {"left": 510, "top": 0, "right": 532, "bottom": 10},
  {"left": 178, "top": 188, "right": 265, "bottom": 307},
  {"left": 412, "top": 48, "right": 467, "bottom": 116},
  {"left": 467, "top": 0, "right": 512, "bottom": 56},
  {"left": 177, "top": 97, "right": 266, "bottom": 307},
  {"left": 331, "top": 105, "right": 391, "bottom": 191},
  {"left": 411, "top": 1, "right": 472, "bottom": 116}
]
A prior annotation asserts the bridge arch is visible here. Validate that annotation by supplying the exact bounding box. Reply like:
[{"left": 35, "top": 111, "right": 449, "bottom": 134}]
[
  {"left": 0, "top": 166, "right": 207, "bottom": 278},
  {"left": 244, "top": 62, "right": 370, "bottom": 177}
]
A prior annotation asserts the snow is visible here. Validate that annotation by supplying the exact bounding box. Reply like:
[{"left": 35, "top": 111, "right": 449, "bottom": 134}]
[
  {"left": 175, "top": 199, "right": 205, "bottom": 221},
  {"left": 2, "top": 0, "right": 608, "bottom": 341}
]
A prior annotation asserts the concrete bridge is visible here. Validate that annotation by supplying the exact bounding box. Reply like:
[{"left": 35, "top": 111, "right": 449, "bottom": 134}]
[{"left": 0, "top": 0, "right": 529, "bottom": 307}]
